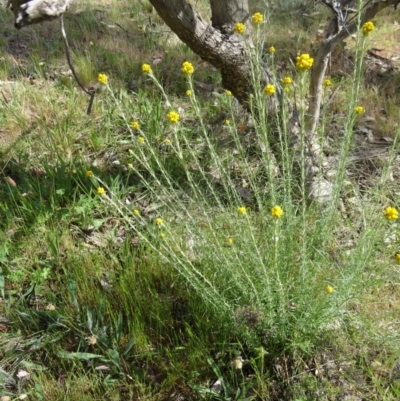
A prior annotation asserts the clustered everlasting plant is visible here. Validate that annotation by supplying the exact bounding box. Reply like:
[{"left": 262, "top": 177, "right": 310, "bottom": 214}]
[
  {"left": 97, "top": 73, "right": 108, "bottom": 85},
  {"left": 234, "top": 22, "right": 246, "bottom": 34},
  {"left": 296, "top": 53, "right": 314, "bottom": 71}
]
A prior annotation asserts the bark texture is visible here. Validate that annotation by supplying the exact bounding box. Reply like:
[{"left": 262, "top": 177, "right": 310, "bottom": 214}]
[
  {"left": 148, "top": 0, "right": 272, "bottom": 105},
  {"left": 308, "top": 0, "right": 400, "bottom": 135},
  {"left": 7, "top": 0, "right": 72, "bottom": 28}
]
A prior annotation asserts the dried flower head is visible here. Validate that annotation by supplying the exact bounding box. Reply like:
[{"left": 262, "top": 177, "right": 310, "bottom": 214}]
[{"left": 87, "top": 336, "right": 97, "bottom": 345}]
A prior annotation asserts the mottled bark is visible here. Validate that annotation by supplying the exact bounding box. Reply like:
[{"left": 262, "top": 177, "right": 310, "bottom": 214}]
[
  {"left": 148, "top": 0, "right": 272, "bottom": 106},
  {"left": 210, "top": 0, "right": 250, "bottom": 31}
]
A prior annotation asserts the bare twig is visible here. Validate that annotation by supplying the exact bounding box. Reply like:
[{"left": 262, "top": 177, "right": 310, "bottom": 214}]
[{"left": 60, "top": 15, "right": 95, "bottom": 115}]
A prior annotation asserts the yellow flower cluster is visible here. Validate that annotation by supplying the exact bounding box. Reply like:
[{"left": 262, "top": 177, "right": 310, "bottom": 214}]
[
  {"left": 324, "top": 79, "right": 332, "bottom": 87},
  {"left": 283, "top": 76, "right": 292, "bottom": 85},
  {"left": 86, "top": 170, "right": 94, "bottom": 178},
  {"left": 186, "top": 89, "right": 192, "bottom": 96},
  {"left": 133, "top": 209, "right": 140, "bottom": 215},
  {"left": 227, "top": 237, "right": 233, "bottom": 245},
  {"left": 252, "top": 12, "right": 263, "bottom": 25},
  {"left": 97, "top": 73, "right": 108, "bottom": 85},
  {"left": 181, "top": 61, "right": 194, "bottom": 77},
  {"left": 167, "top": 111, "right": 180, "bottom": 123},
  {"left": 264, "top": 84, "right": 275, "bottom": 96},
  {"left": 142, "top": 64, "right": 152, "bottom": 74},
  {"left": 238, "top": 206, "right": 247, "bottom": 215},
  {"left": 97, "top": 187, "right": 105, "bottom": 195},
  {"left": 271, "top": 205, "right": 283, "bottom": 219},
  {"left": 131, "top": 121, "right": 139, "bottom": 130},
  {"left": 235, "top": 22, "right": 246, "bottom": 34},
  {"left": 155, "top": 217, "right": 163, "bottom": 225},
  {"left": 296, "top": 54, "right": 314, "bottom": 71},
  {"left": 396, "top": 253, "right": 400, "bottom": 264},
  {"left": 355, "top": 106, "right": 364, "bottom": 115},
  {"left": 326, "top": 285, "right": 334, "bottom": 294},
  {"left": 362, "top": 21, "right": 375, "bottom": 35},
  {"left": 138, "top": 136, "right": 145, "bottom": 144},
  {"left": 384, "top": 206, "right": 398, "bottom": 221},
  {"left": 226, "top": 90, "right": 232, "bottom": 96},
  {"left": 269, "top": 46, "right": 275, "bottom": 54}
]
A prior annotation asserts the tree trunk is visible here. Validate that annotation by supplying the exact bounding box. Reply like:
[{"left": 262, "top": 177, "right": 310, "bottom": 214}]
[{"left": 148, "top": 0, "right": 272, "bottom": 105}]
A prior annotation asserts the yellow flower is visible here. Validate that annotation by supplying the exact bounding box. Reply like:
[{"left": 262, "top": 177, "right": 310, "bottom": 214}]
[
  {"left": 396, "top": 253, "right": 400, "bottom": 264},
  {"left": 142, "top": 63, "right": 152, "bottom": 74},
  {"left": 167, "top": 111, "right": 180, "bottom": 123},
  {"left": 355, "top": 106, "right": 364, "bottom": 115},
  {"left": 252, "top": 12, "right": 263, "bottom": 25},
  {"left": 181, "top": 61, "right": 194, "bottom": 77},
  {"left": 97, "top": 187, "right": 105, "bottom": 195},
  {"left": 127, "top": 163, "right": 133, "bottom": 169},
  {"left": 86, "top": 170, "right": 94, "bottom": 178},
  {"left": 155, "top": 217, "right": 163, "bottom": 225},
  {"left": 238, "top": 206, "right": 247, "bottom": 215},
  {"left": 384, "top": 206, "right": 399, "bottom": 221},
  {"left": 235, "top": 22, "right": 246, "bottom": 34},
  {"left": 160, "top": 232, "right": 165, "bottom": 238},
  {"left": 97, "top": 73, "right": 108, "bottom": 85},
  {"left": 323, "top": 79, "right": 332, "bottom": 87},
  {"left": 164, "top": 138, "right": 171, "bottom": 145},
  {"left": 226, "top": 90, "right": 232, "bottom": 96},
  {"left": 133, "top": 209, "right": 140, "bottom": 215},
  {"left": 269, "top": 46, "right": 275, "bottom": 54},
  {"left": 264, "top": 84, "right": 275, "bottom": 96},
  {"left": 326, "top": 285, "right": 334, "bottom": 294},
  {"left": 283, "top": 76, "right": 292, "bottom": 85},
  {"left": 296, "top": 53, "right": 314, "bottom": 71},
  {"left": 271, "top": 205, "right": 283, "bottom": 219},
  {"left": 225, "top": 119, "right": 230, "bottom": 125},
  {"left": 138, "top": 136, "right": 145, "bottom": 144},
  {"left": 362, "top": 21, "right": 375, "bottom": 35},
  {"left": 131, "top": 121, "right": 139, "bottom": 130},
  {"left": 227, "top": 237, "right": 233, "bottom": 245},
  {"left": 186, "top": 89, "right": 192, "bottom": 96}
]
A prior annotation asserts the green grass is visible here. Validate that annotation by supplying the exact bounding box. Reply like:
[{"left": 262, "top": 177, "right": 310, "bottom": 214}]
[{"left": 1, "top": 1, "right": 400, "bottom": 400}]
